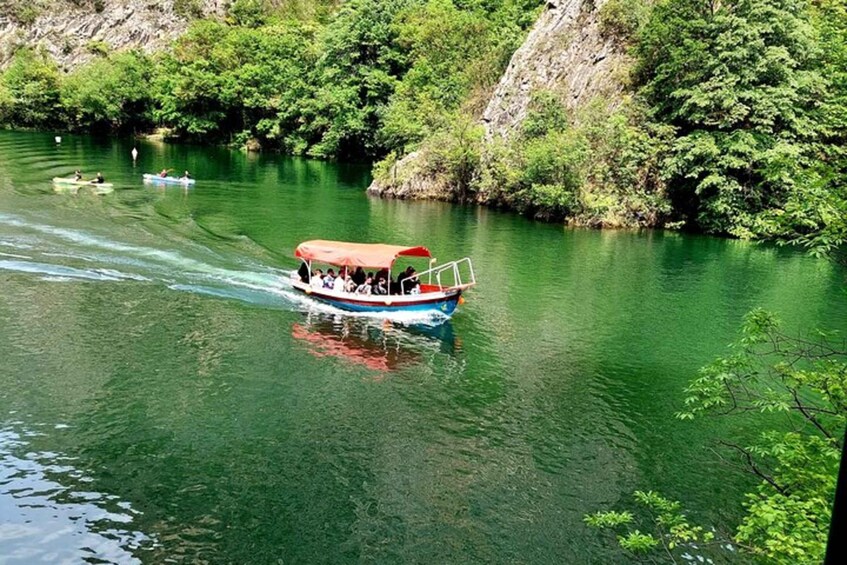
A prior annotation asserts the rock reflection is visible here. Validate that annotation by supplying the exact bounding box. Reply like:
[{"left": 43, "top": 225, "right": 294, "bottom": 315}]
[
  {"left": 291, "top": 312, "right": 459, "bottom": 374},
  {"left": 0, "top": 423, "right": 154, "bottom": 563}
]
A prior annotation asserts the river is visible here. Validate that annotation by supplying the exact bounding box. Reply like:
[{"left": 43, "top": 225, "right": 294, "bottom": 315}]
[{"left": 0, "top": 130, "right": 844, "bottom": 563}]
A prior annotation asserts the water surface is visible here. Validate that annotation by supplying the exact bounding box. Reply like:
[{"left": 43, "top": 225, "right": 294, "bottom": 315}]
[{"left": 0, "top": 131, "right": 844, "bottom": 563}]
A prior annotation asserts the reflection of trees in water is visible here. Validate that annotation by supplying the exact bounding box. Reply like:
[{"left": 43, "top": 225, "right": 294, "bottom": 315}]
[{"left": 292, "top": 311, "right": 458, "bottom": 374}]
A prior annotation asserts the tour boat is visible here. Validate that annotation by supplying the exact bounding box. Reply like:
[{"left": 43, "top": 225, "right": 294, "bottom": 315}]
[
  {"left": 291, "top": 240, "right": 475, "bottom": 317},
  {"left": 52, "top": 177, "right": 114, "bottom": 189},
  {"left": 142, "top": 174, "right": 195, "bottom": 185}
]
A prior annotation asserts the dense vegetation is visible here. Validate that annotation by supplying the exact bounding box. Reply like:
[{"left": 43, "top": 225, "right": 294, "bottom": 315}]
[
  {"left": 376, "top": 0, "right": 847, "bottom": 239},
  {"left": 1, "top": 0, "right": 846, "bottom": 241},
  {"left": 0, "top": 0, "right": 541, "bottom": 160}
]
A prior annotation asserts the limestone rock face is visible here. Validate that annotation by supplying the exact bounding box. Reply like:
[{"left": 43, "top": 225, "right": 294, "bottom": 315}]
[
  {"left": 483, "top": 0, "right": 626, "bottom": 140},
  {"left": 0, "top": 1, "right": 226, "bottom": 71},
  {"left": 368, "top": 0, "right": 627, "bottom": 198}
]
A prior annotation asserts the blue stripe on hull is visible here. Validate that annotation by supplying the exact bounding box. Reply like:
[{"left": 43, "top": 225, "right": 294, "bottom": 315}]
[{"left": 312, "top": 295, "right": 460, "bottom": 316}]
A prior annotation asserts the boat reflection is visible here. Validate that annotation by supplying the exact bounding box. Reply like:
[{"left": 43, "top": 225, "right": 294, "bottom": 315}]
[{"left": 291, "top": 312, "right": 459, "bottom": 373}]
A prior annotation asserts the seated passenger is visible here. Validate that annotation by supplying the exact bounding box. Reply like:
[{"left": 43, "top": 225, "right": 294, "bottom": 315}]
[
  {"left": 344, "top": 275, "right": 357, "bottom": 293},
  {"left": 333, "top": 272, "right": 346, "bottom": 292},
  {"left": 356, "top": 276, "right": 373, "bottom": 295},
  {"left": 323, "top": 269, "right": 336, "bottom": 289},
  {"left": 310, "top": 269, "right": 324, "bottom": 289},
  {"left": 409, "top": 277, "right": 421, "bottom": 294},
  {"left": 373, "top": 276, "right": 388, "bottom": 295},
  {"left": 397, "top": 266, "right": 417, "bottom": 294},
  {"left": 352, "top": 267, "right": 366, "bottom": 286}
]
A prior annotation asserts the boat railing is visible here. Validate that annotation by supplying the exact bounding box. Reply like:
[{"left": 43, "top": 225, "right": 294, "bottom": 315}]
[{"left": 401, "top": 257, "right": 476, "bottom": 294}]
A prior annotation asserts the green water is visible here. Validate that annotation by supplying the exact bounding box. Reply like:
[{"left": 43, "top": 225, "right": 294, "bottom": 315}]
[{"left": 0, "top": 130, "right": 844, "bottom": 563}]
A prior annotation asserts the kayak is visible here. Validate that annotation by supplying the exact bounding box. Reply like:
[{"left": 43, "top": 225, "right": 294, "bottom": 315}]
[
  {"left": 53, "top": 177, "right": 114, "bottom": 189},
  {"left": 143, "top": 174, "right": 195, "bottom": 185}
]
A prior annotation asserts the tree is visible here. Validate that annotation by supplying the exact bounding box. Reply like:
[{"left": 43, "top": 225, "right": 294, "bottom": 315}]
[
  {"left": 300, "top": 0, "right": 414, "bottom": 159},
  {"left": 637, "top": 0, "right": 825, "bottom": 236},
  {"left": 61, "top": 51, "right": 154, "bottom": 131},
  {"left": 588, "top": 309, "right": 846, "bottom": 564},
  {"left": 0, "top": 48, "right": 62, "bottom": 127}
]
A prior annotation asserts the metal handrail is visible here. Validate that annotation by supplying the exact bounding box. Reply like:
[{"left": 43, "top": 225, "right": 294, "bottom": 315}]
[{"left": 400, "top": 257, "right": 475, "bottom": 294}]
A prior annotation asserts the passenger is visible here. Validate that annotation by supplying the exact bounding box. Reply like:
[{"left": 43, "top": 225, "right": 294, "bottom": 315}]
[
  {"left": 310, "top": 269, "right": 323, "bottom": 289},
  {"left": 408, "top": 276, "right": 421, "bottom": 294},
  {"left": 323, "top": 269, "right": 335, "bottom": 289},
  {"left": 356, "top": 275, "right": 373, "bottom": 295},
  {"left": 93, "top": 172, "right": 105, "bottom": 184},
  {"left": 352, "top": 267, "right": 366, "bottom": 286},
  {"left": 397, "top": 266, "right": 416, "bottom": 294},
  {"left": 159, "top": 168, "right": 169, "bottom": 178},
  {"left": 373, "top": 276, "right": 388, "bottom": 295},
  {"left": 297, "top": 262, "right": 309, "bottom": 283},
  {"left": 344, "top": 275, "right": 357, "bottom": 293},
  {"left": 73, "top": 170, "right": 83, "bottom": 181},
  {"left": 333, "top": 272, "right": 346, "bottom": 292}
]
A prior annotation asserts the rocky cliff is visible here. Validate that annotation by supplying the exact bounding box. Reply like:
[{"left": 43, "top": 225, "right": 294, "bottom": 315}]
[
  {"left": 481, "top": 0, "right": 626, "bottom": 140},
  {"left": 0, "top": 0, "right": 225, "bottom": 71},
  {"left": 367, "top": 0, "right": 628, "bottom": 199}
]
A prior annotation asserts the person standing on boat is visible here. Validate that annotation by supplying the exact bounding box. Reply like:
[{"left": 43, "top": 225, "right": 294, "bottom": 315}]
[{"left": 297, "top": 261, "right": 309, "bottom": 283}]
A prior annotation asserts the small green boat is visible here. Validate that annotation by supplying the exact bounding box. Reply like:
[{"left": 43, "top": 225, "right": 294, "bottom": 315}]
[{"left": 52, "top": 177, "right": 114, "bottom": 189}]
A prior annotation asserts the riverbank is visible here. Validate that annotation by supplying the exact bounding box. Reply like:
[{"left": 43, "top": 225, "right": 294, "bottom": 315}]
[{"left": 2, "top": 0, "right": 846, "bottom": 242}]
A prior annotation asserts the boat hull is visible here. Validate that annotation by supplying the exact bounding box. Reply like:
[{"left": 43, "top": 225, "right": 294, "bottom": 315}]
[
  {"left": 52, "top": 178, "right": 114, "bottom": 188},
  {"left": 142, "top": 174, "right": 195, "bottom": 185},
  {"left": 292, "top": 283, "right": 462, "bottom": 316}
]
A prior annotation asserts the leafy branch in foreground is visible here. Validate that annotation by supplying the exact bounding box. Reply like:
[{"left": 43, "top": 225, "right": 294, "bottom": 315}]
[
  {"left": 585, "top": 491, "right": 724, "bottom": 564},
  {"left": 589, "top": 309, "right": 846, "bottom": 564}
]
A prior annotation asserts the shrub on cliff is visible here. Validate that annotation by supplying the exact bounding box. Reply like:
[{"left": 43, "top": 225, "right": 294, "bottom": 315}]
[{"left": 478, "top": 95, "right": 672, "bottom": 226}]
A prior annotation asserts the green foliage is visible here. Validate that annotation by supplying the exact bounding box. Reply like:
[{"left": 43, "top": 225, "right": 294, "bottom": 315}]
[
  {"left": 153, "top": 19, "right": 317, "bottom": 145},
  {"left": 598, "top": 0, "right": 652, "bottom": 41},
  {"left": 586, "top": 491, "right": 718, "bottom": 561},
  {"left": 479, "top": 96, "right": 672, "bottom": 225},
  {"left": 85, "top": 40, "right": 110, "bottom": 57},
  {"left": 299, "top": 0, "right": 412, "bottom": 158},
  {"left": 1, "top": 0, "right": 44, "bottom": 25},
  {"left": 420, "top": 114, "right": 485, "bottom": 199},
  {"left": 592, "top": 308, "right": 845, "bottom": 563},
  {"left": 637, "top": 0, "right": 825, "bottom": 236},
  {"left": 0, "top": 48, "right": 62, "bottom": 128},
  {"left": 62, "top": 51, "right": 154, "bottom": 131},
  {"left": 681, "top": 309, "right": 844, "bottom": 563},
  {"left": 227, "top": 0, "right": 271, "bottom": 27},
  {"left": 174, "top": 0, "right": 204, "bottom": 19}
]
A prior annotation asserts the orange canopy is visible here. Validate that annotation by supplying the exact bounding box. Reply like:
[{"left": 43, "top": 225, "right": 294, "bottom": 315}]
[{"left": 295, "top": 240, "right": 431, "bottom": 269}]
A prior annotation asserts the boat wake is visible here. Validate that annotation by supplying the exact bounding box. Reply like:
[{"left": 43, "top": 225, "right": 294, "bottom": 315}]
[{"left": 0, "top": 212, "right": 449, "bottom": 326}]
